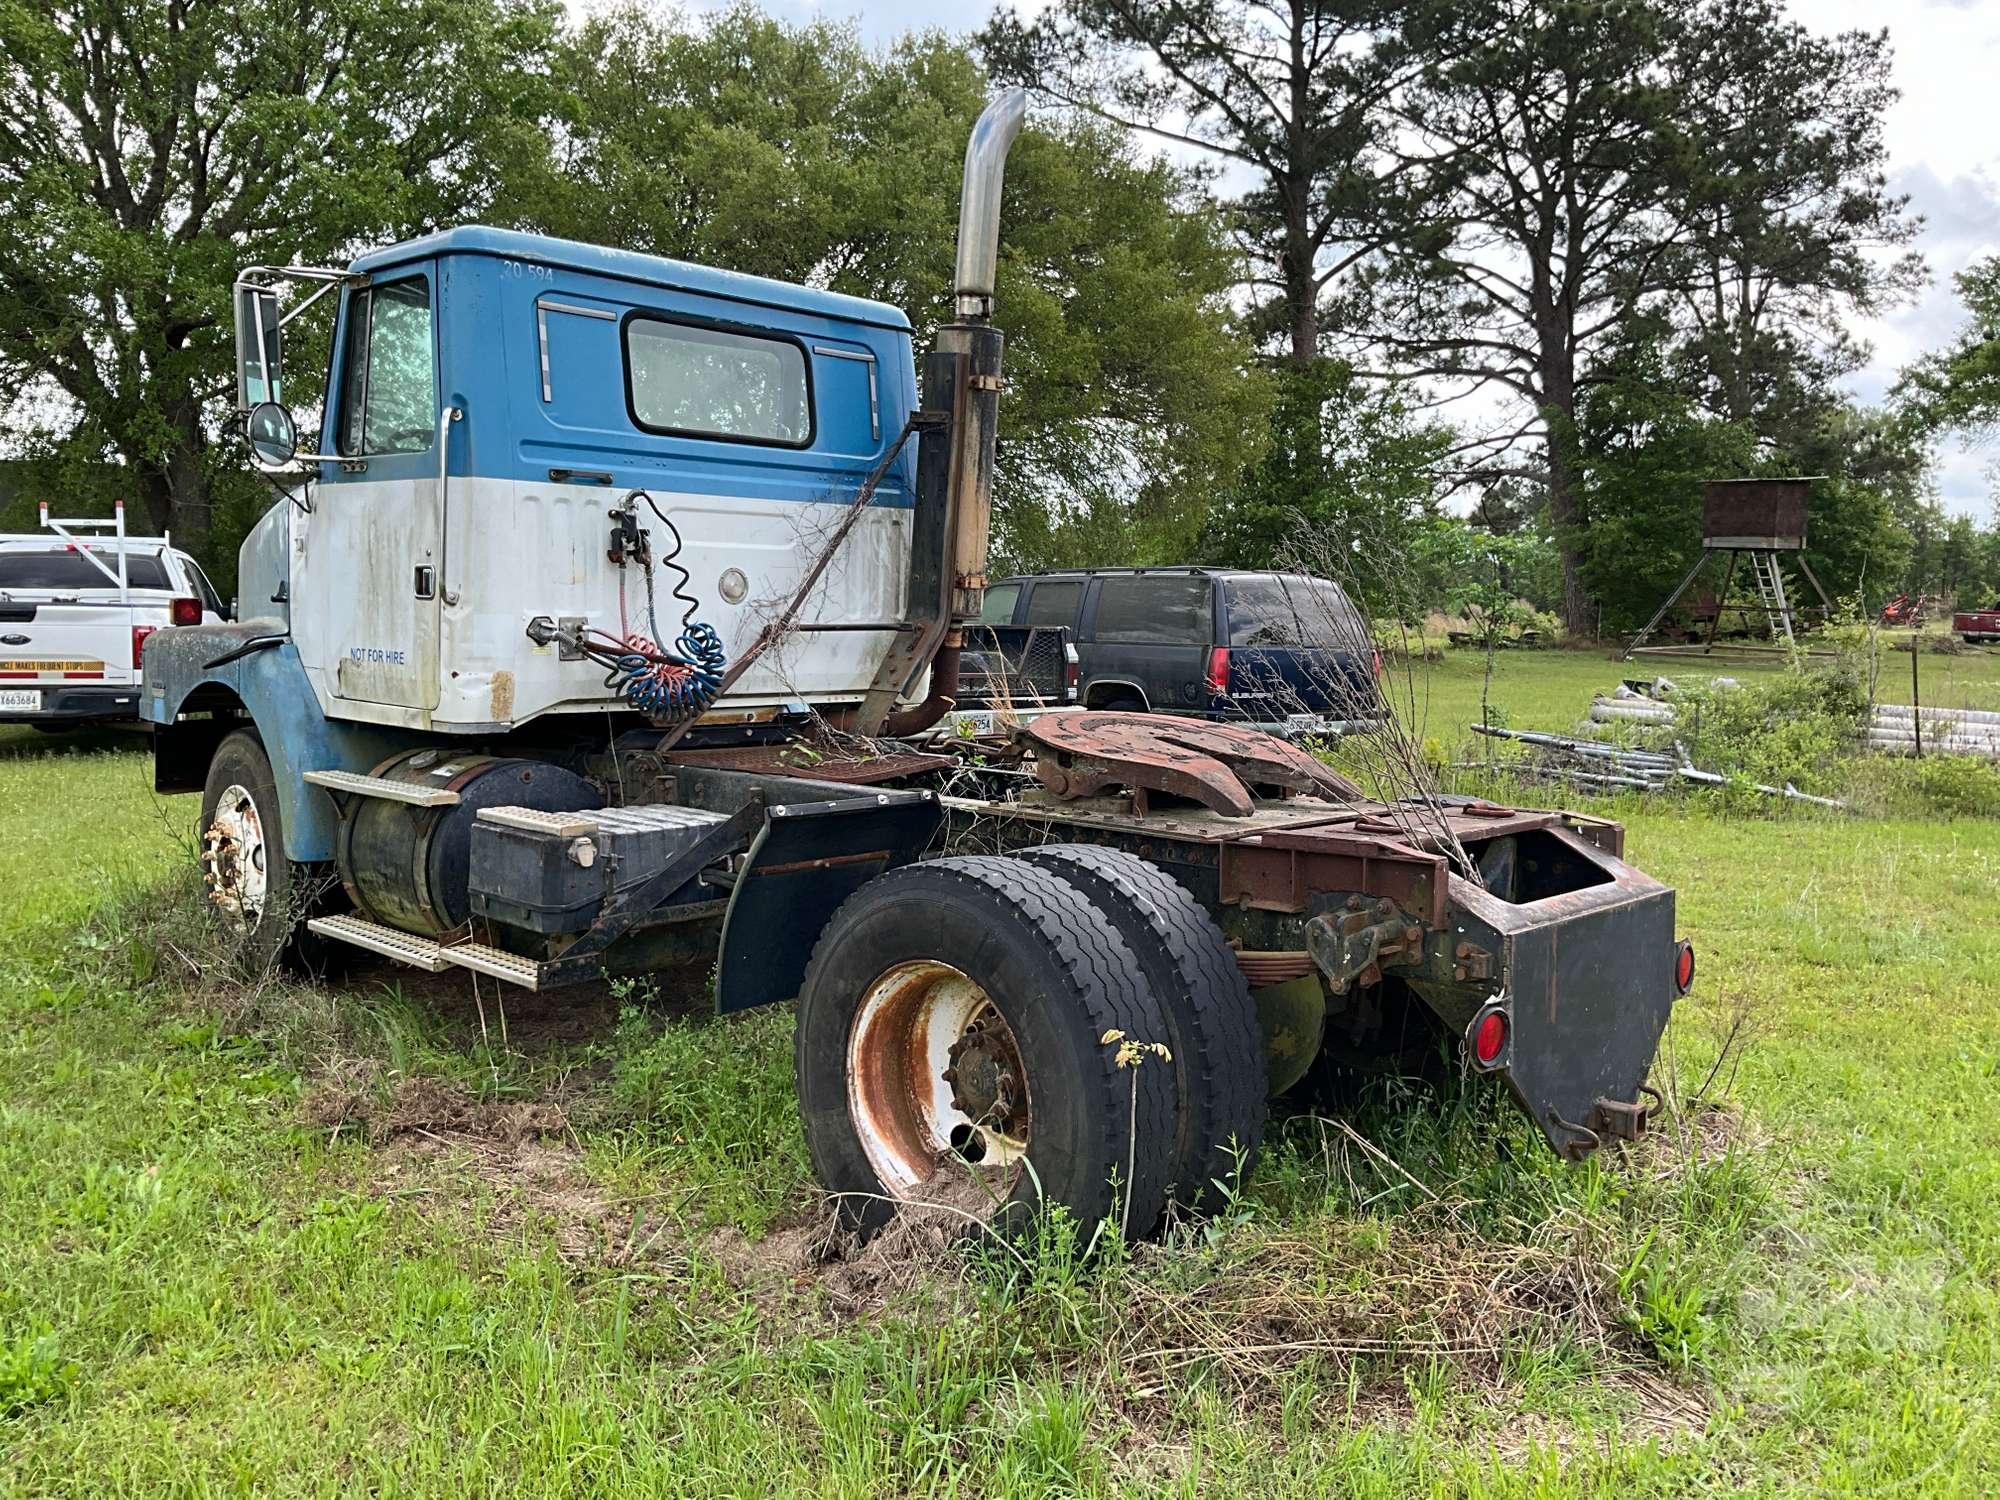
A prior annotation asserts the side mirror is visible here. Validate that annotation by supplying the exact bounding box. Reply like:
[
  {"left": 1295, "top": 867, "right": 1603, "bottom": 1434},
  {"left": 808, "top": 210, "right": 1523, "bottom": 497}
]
[
  {"left": 235, "top": 284, "right": 282, "bottom": 409},
  {"left": 245, "top": 401, "right": 298, "bottom": 469}
]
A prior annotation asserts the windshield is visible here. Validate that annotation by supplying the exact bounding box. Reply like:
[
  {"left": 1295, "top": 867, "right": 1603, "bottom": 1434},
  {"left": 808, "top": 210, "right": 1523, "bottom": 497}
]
[
  {"left": 0, "top": 548, "right": 172, "bottom": 593},
  {"left": 1224, "top": 576, "right": 1368, "bottom": 650}
]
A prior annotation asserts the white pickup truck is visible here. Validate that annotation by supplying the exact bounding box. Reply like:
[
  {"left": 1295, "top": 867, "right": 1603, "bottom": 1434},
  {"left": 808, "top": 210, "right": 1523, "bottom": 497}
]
[{"left": 0, "top": 509, "right": 226, "bottom": 730}]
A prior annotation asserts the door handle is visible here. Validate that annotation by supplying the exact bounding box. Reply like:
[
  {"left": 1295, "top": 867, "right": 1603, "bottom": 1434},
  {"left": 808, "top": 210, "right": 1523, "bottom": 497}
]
[{"left": 414, "top": 565, "right": 436, "bottom": 599}]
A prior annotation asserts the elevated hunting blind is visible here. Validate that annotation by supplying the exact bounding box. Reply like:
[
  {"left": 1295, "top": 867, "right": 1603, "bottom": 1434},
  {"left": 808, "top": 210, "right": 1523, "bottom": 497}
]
[{"left": 1624, "top": 477, "right": 1834, "bottom": 659}]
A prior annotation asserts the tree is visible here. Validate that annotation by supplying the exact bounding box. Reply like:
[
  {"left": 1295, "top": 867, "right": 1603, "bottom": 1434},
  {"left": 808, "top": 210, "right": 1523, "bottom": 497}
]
[
  {"left": 1573, "top": 341, "right": 1759, "bottom": 633},
  {"left": 1195, "top": 360, "right": 1449, "bottom": 603},
  {"left": 981, "top": 0, "right": 1411, "bottom": 365},
  {"left": 1901, "top": 256, "right": 2000, "bottom": 440},
  {"left": 505, "top": 7, "right": 1265, "bottom": 570},
  {"left": 1367, "top": 0, "right": 1915, "bottom": 633},
  {"left": 1663, "top": 3, "right": 1918, "bottom": 444},
  {"left": 0, "top": 0, "right": 558, "bottom": 563}
]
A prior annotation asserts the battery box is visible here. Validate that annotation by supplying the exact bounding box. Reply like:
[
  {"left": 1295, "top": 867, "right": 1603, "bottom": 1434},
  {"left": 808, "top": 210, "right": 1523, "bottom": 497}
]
[{"left": 469, "top": 803, "right": 732, "bottom": 934}]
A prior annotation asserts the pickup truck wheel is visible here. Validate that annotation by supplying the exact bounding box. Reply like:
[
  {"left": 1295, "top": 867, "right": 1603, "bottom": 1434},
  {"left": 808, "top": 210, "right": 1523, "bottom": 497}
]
[
  {"left": 199, "top": 730, "right": 341, "bottom": 976},
  {"left": 1020, "top": 844, "right": 1267, "bottom": 1212},
  {"left": 795, "top": 855, "right": 1178, "bottom": 1243}
]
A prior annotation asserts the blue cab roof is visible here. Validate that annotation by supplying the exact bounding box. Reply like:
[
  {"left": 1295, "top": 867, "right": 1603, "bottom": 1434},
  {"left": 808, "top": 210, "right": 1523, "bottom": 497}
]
[{"left": 349, "top": 225, "right": 912, "bottom": 333}]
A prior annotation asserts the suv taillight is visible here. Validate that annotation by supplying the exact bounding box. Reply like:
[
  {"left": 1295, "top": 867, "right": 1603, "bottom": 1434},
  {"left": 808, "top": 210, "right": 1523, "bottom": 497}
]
[
  {"left": 1205, "top": 646, "right": 1230, "bottom": 695},
  {"left": 132, "top": 623, "right": 159, "bottom": 669},
  {"left": 1063, "top": 643, "right": 1080, "bottom": 700},
  {"left": 170, "top": 596, "right": 202, "bottom": 626},
  {"left": 1371, "top": 649, "right": 1383, "bottom": 680}
]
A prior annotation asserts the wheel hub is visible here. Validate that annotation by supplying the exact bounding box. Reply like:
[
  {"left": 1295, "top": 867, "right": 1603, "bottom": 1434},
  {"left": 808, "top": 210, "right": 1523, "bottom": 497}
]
[
  {"left": 943, "top": 1011, "right": 1028, "bottom": 1145},
  {"left": 847, "top": 960, "right": 1031, "bottom": 1197},
  {"left": 201, "top": 783, "right": 268, "bottom": 923}
]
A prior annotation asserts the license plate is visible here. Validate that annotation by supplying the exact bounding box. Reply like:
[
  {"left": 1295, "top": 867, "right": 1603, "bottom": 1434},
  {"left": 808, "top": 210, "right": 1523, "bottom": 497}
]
[
  {"left": 0, "top": 689, "right": 43, "bottom": 713},
  {"left": 946, "top": 709, "right": 998, "bottom": 738},
  {"left": 1285, "top": 713, "right": 1328, "bottom": 732}
]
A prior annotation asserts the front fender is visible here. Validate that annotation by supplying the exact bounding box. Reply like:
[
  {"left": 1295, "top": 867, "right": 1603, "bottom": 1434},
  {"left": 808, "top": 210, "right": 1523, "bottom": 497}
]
[{"left": 143, "top": 626, "right": 421, "bottom": 863}]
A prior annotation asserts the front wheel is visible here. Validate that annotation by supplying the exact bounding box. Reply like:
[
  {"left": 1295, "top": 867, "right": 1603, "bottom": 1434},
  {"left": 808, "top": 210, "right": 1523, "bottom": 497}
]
[
  {"left": 199, "top": 729, "right": 341, "bottom": 975},
  {"left": 795, "top": 855, "right": 1179, "bottom": 1243}
]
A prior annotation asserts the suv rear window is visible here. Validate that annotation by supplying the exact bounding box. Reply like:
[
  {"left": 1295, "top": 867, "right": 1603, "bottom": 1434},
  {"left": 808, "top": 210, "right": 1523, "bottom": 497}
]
[
  {"left": 978, "top": 582, "right": 1021, "bottom": 626},
  {"left": 1092, "top": 574, "right": 1213, "bottom": 644},
  {"left": 1224, "top": 576, "right": 1367, "bottom": 649},
  {"left": 0, "top": 549, "right": 171, "bottom": 592}
]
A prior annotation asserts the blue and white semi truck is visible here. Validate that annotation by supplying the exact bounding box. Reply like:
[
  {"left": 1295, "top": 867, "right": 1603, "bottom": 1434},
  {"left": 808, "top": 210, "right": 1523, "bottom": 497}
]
[{"left": 144, "top": 94, "right": 1694, "bottom": 1237}]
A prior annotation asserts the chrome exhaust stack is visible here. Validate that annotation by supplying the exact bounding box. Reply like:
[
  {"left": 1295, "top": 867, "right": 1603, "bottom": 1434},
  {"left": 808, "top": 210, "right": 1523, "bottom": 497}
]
[
  {"left": 952, "top": 88, "right": 1028, "bottom": 323},
  {"left": 866, "top": 90, "right": 1029, "bottom": 735}
]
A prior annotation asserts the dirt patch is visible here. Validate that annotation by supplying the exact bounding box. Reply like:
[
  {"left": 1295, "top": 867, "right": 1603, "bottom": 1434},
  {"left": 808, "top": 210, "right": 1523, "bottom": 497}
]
[
  {"left": 701, "top": 1159, "right": 1008, "bottom": 1318},
  {"left": 299, "top": 1065, "right": 571, "bottom": 1147},
  {"left": 377, "top": 1129, "right": 624, "bottom": 1264}
]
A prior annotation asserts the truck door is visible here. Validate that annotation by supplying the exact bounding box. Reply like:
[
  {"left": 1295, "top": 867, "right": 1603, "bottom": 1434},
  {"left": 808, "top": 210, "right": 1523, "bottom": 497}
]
[{"left": 310, "top": 265, "right": 443, "bottom": 711}]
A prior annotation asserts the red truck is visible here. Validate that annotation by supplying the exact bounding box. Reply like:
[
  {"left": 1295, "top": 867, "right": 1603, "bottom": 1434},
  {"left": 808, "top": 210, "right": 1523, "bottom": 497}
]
[{"left": 1955, "top": 602, "right": 2000, "bottom": 644}]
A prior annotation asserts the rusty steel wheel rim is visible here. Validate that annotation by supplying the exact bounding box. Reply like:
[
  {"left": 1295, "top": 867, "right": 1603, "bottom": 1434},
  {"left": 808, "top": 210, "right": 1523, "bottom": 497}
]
[
  {"left": 201, "top": 783, "right": 269, "bottom": 925},
  {"left": 847, "top": 960, "right": 1031, "bottom": 1198}
]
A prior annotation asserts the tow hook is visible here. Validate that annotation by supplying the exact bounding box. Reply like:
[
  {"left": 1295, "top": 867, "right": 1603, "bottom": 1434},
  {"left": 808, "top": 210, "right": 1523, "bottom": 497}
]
[{"left": 1591, "top": 1086, "right": 1664, "bottom": 1144}]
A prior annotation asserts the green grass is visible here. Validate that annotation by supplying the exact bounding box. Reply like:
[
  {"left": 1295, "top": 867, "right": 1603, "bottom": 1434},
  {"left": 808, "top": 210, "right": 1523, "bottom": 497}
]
[
  {"left": 2, "top": 663, "right": 1999, "bottom": 1495},
  {"left": 1400, "top": 636, "right": 2000, "bottom": 743}
]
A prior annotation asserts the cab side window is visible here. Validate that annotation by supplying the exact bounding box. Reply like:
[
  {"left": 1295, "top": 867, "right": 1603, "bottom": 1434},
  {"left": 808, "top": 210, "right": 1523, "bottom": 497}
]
[{"left": 337, "top": 276, "right": 435, "bottom": 457}]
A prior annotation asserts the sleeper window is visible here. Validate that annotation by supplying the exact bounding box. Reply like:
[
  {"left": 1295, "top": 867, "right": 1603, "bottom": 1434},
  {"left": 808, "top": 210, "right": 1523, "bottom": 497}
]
[{"left": 625, "top": 318, "right": 811, "bottom": 445}]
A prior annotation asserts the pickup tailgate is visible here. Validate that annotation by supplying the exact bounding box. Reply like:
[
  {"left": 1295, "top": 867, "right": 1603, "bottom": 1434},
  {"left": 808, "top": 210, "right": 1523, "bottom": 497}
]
[{"left": 0, "top": 600, "right": 140, "bottom": 694}]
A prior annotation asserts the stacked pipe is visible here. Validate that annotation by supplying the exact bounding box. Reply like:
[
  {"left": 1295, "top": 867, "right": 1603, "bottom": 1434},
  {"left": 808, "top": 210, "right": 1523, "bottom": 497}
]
[{"left": 1865, "top": 703, "right": 2000, "bottom": 760}]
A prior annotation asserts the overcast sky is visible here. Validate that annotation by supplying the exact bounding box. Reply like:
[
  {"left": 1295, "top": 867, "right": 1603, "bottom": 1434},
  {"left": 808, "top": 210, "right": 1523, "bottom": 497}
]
[{"left": 680, "top": 0, "right": 2000, "bottom": 517}]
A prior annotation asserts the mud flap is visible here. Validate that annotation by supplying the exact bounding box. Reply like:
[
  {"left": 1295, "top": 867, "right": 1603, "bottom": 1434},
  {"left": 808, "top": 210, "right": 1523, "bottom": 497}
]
[
  {"left": 1440, "top": 829, "right": 1678, "bottom": 1158},
  {"left": 714, "top": 791, "right": 943, "bottom": 1014}
]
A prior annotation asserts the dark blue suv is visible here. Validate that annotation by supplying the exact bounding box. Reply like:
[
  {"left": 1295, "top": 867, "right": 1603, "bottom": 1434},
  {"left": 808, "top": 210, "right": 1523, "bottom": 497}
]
[{"left": 980, "top": 568, "right": 1381, "bottom": 737}]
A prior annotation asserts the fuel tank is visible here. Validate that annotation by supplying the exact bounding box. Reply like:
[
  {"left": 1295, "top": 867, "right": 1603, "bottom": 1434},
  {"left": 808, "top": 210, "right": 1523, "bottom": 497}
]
[{"left": 335, "top": 747, "right": 599, "bottom": 936}]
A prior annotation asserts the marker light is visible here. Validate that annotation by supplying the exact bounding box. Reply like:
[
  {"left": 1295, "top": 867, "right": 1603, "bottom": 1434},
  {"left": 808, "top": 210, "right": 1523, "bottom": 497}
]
[
  {"left": 170, "top": 596, "right": 202, "bottom": 626},
  {"left": 1674, "top": 940, "right": 1696, "bottom": 996},
  {"left": 1472, "top": 1009, "right": 1508, "bottom": 1066}
]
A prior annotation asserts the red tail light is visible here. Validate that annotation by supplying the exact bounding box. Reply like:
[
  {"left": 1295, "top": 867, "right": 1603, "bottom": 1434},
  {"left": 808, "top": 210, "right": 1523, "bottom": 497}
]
[
  {"left": 131, "top": 623, "right": 158, "bottom": 669},
  {"left": 1471, "top": 1009, "right": 1508, "bottom": 1066},
  {"left": 1371, "top": 648, "right": 1383, "bottom": 681},
  {"left": 1205, "top": 646, "right": 1230, "bottom": 694},
  {"left": 1063, "top": 645, "right": 1080, "bottom": 700},
  {"left": 1674, "top": 940, "right": 1695, "bottom": 995},
  {"left": 170, "top": 596, "right": 202, "bottom": 626}
]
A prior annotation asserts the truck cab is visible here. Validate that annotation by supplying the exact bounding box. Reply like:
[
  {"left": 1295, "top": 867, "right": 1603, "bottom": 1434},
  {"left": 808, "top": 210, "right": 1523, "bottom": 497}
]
[{"left": 228, "top": 227, "right": 921, "bottom": 734}]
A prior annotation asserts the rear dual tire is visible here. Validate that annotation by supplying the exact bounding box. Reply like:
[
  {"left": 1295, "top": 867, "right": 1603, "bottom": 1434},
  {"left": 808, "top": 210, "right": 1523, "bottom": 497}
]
[
  {"left": 1019, "top": 844, "right": 1266, "bottom": 1211},
  {"left": 796, "top": 855, "right": 1180, "bottom": 1243},
  {"left": 795, "top": 849, "right": 1269, "bottom": 1243}
]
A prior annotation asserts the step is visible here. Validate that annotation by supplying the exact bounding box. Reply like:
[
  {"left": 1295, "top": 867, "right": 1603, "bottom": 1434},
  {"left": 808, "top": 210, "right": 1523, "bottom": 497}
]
[
  {"left": 303, "top": 769, "right": 461, "bottom": 807},
  {"left": 306, "top": 913, "right": 451, "bottom": 971},
  {"left": 475, "top": 805, "right": 600, "bottom": 837},
  {"left": 439, "top": 940, "right": 543, "bottom": 990}
]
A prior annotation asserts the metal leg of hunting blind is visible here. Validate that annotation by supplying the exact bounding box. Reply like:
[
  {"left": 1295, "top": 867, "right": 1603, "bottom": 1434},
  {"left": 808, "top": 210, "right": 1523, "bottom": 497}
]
[{"left": 1623, "top": 552, "right": 1711, "bottom": 660}]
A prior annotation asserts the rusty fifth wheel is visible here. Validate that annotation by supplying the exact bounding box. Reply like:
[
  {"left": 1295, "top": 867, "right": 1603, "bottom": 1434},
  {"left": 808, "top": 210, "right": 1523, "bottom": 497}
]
[{"left": 795, "top": 855, "right": 1178, "bottom": 1241}]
